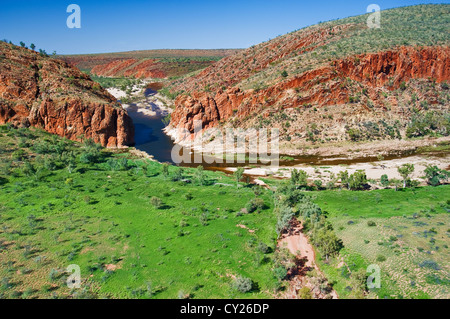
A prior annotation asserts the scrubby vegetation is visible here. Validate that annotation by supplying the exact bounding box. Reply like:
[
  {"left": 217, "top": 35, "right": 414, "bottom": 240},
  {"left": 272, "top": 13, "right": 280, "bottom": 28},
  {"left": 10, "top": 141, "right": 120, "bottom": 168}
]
[{"left": 0, "top": 125, "right": 279, "bottom": 299}]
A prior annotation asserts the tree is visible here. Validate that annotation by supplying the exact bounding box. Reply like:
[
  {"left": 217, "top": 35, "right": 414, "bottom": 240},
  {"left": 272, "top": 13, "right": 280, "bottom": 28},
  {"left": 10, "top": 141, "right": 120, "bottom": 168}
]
[
  {"left": 380, "top": 174, "right": 390, "bottom": 188},
  {"left": 232, "top": 276, "right": 253, "bottom": 293},
  {"left": 19, "top": 41, "right": 26, "bottom": 48},
  {"left": 233, "top": 167, "right": 244, "bottom": 188},
  {"left": 30, "top": 43, "right": 36, "bottom": 51},
  {"left": 172, "top": 167, "right": 184, "bottom": 182},
  {"left": 194, "top": 165, "right": 205, "bottom": 186},
  {"left": 348, "top": 170, "right": 367, "bottom": 191},
  {"left": 397, "top": 164, "right": 415, "bottom": 188},
  {"left": 281, "top": 70, "right": 288, "bottom": 78},
  {"left": 291, "top": 169, "right": 308, "bottom": 187},
  {"left": 391, "top": 179, "right": 402, "bottom": 192},
  {"left": 314, "top": 180, "right": 323, "bottom": 190},
  {"left": 161, "top": 163, "right": 170, "bottom": 180},
  {"left": 338, "top": 170, "right": 350, "bottom": 189},
  {"left": 151, "top": 197, "right": 162, "bottom": 209},
  {"left": 314, "top": 228, "right": 343, "bottom": 261},
  {"left": 424, "top": 165, "right": 449, "bottom": 186},
  {"left": 299, "top": 287, "right": 313, "bottom": 299}
]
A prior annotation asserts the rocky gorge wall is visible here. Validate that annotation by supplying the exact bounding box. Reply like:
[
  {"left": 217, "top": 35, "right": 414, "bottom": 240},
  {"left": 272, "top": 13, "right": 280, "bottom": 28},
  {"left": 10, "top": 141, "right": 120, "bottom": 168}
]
[
  {"left": 169, "top": 46, "right": 450, "bottom": 135},
  {"left": 0, "top": 42, "right": 134, "bottom": 148}
]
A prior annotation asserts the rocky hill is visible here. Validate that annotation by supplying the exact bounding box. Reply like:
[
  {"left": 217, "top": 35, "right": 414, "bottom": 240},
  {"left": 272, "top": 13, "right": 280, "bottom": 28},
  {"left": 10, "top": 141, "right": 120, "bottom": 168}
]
[
  {"left": 61, "top": 49, "right": 242, "bottom": 79},
  {"left": 0, "top": 41, "right": 134, "bottom": 148},
  {"left": 166, "top": 4, "right": 450, "bottom": 151}
]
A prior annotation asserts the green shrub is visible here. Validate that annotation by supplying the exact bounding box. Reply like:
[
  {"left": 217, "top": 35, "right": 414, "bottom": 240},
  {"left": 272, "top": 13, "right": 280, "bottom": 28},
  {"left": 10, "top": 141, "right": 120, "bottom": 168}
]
[{"left": 232, "top": 276, "right": 253, "bottom": 293}]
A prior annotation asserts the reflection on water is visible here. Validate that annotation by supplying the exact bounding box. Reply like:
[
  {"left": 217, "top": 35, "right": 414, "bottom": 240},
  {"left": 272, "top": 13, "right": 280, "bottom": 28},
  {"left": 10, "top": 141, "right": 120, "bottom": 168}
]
[{"left": 123, "top": 89, "right": 176, "bottom": 164}]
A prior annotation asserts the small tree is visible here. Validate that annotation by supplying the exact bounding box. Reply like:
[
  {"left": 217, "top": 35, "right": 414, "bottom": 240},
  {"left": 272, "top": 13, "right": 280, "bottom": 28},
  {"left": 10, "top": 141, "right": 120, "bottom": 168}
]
[
  {"left": 380, "top": 174, "right": 390, "bottom": 188},
  {"left": 338, "top": 170, "right": 350, "bottom": 189},
  {"left": 233, "top": 167, "right": 244, "bottom": 188},
  {"left": 30, "top": 43, "right": 36, "bottom": 51},
  {"left": 391, "top": 179, "right": 402, "bottom": 192},
  {"left": 172, "top": 167, "right": 184, "bottom": 182},
  {"left": 348, "top": 170, "right": 367, "bottom": 191},
  {"left": 20, "top": 41, "right": 26, "bottom": 48},
  {"left": 161, "top": 163, "right": 170, "bottom": 180},
  {"left": 291, "top": 169, "right": 308, "bottom": 187},
  {"left": 398, "top": 164, "right": 415, "bottom": 188},
  {"left": 424, "top": 165, "right": 449, "bottom": 186},
  {"left": 151, "top": 197, "right": 162, "bottom": 209},
  {"left": 232, "top": 276, "right": 253, "bottom": 293},
  {"left": 314, "top": 180, "right": 323, "bottom": 190},
  {"left": 194, "top": 166, "right": 205, "bottom": 186}
]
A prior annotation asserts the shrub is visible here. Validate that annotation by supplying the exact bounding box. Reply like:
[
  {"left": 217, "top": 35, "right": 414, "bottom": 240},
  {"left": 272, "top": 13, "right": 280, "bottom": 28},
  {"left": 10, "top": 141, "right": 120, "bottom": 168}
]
[
  {"left": 298, "top": 287, "right": 313, "bottom": 299},
  {"left": 424, "top": 165, "right": 449, "bottom": 186},
  {"left": 380, "top": 174, "right": 390, "bottom": 187},
  {"left": 349, "top": 170, "right": 368, "bottom": 191},
  {"left": 273, "top": 267, "right": 287, "bottom": 281},
  {"left": 419, "top": 260, "right": 440, "bottom": 270},
  {"left": 376, "top": 255, "right": 386, "bottom": 262},
  {"left": 245, "top": 198, "right": 265, "bottom": 213},
  {"left": 367, "top": 221, "right": 376, "bottom": 227},
  {"left": 150, "top": 197, "right": 162, "bottom": 209},
  {"left": 232, "top": 276, "right": 253, "bottom": 293}
]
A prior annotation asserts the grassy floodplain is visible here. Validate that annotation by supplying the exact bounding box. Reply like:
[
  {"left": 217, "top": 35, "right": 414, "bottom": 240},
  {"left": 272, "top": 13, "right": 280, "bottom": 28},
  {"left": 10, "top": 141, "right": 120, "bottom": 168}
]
[
  {"left": 0, "top": 125, "right": 278, "bottom": 299},
  {"left": 0, "top": 124, "right": 449, "bottom": 299},
  {"left": 312, "top": 187, "right": 450, "bottom": 299}
]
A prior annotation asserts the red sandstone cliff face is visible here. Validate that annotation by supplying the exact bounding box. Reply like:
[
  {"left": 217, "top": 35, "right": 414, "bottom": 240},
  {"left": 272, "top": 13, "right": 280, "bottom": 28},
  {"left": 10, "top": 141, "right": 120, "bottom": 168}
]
[
  {"left": 90, "top": 59, "right": 166, "bottom": 79},
  {"left": 0, "top": 42, "right": 134, "bottom": 148},
  {"left": 170, "top": 46, "right": 450, "bottom": 134}
]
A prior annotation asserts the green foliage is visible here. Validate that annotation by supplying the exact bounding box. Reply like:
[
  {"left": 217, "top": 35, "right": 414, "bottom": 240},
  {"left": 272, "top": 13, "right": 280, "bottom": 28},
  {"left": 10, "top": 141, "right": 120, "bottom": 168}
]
[
  {"left": 380, "top": 174, "right": 390, "bottom": 188},
  {"left": 406, "top": 112, "right": 449, "bottom": 138},
  {"left": 233, "top": 167, "right": 245, "bottom": 187},
  {"left": 424, "top": 165, "right": 449, "bottom": 186},
  {"left": 232, "top": 276, "right": 253, "bottom": 293},
  {"left": 397, "top": 164, "right": 415, "bottom": 188},
  {"left": 245, "top": 198, "right": 266, "bottom": 214},
  {"left": 348, "top": 171, "right": 368, "bottom": 191},
  {"left": 290, "top": 169, "right": 308, "bottom": 187},
  {"left": 194, "top": 165, "right": 205, "bottom": 186},
  {"left": 150, "top": 196, "right": 163, "bottom": 209}
]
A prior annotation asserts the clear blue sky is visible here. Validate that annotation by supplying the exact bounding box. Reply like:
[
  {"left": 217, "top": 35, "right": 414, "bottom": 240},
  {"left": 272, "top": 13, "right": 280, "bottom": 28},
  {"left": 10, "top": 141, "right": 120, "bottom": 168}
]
[{"left": 0, "top": 1, "right": 447, "bottom": 54}]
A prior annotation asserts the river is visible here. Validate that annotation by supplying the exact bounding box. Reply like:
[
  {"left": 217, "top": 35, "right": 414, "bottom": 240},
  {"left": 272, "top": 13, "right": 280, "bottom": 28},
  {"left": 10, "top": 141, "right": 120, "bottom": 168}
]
[{"left": 123, "top": 89, "right": 449, "bottom": 180}]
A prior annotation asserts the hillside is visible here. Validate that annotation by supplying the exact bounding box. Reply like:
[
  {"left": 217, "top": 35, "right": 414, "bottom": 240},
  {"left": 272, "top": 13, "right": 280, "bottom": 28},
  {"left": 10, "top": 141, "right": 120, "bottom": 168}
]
[
  {"left": 0, "top": 41, "right": 134, "bottom": 147},
  {"left": 60, "top": 49, "right": 242, "bottom": 79},
  {"left": 166, "top": 4, "right": 450, "bottom": 151}
]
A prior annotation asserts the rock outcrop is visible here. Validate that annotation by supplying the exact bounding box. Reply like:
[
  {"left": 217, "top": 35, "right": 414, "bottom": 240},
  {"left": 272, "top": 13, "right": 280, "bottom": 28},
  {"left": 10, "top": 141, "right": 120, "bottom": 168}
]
[
  {"left": 170, "top": 46, "right": 450, "bottom": 134},
  {"left": 0, "top": 41, "right": 134, "bottom": 147}
]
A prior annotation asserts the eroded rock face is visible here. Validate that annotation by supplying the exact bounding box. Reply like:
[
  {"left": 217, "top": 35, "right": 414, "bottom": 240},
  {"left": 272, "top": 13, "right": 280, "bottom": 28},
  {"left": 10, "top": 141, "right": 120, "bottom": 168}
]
[
  {"left": 170, "top": 46, "right": 450, "bottom": 134},
  {"left": 0, "top": 42, "right": 134, "bottom": 147},
  {"left": 91, "top": 59, "right": 166, "bottom": 79}
]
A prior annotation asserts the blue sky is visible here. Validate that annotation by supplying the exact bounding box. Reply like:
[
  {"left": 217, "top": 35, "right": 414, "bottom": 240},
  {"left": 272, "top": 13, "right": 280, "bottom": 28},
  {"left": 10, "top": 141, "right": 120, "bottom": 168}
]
[{"left": 0, "top": 1, "right": 447, "bottom": 54}]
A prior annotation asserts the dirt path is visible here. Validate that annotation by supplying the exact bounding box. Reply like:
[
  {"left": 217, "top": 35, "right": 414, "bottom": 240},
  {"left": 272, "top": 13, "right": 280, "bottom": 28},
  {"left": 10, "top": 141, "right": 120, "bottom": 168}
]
[{"left": 279, "top": 219, "right": 339, "bottom": 299}]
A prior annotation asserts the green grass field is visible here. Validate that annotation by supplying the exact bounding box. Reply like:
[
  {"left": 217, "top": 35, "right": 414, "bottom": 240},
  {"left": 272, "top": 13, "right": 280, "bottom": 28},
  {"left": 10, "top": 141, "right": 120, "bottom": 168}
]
[
  {"left": 1, "top": 125, "right": 449, "bottom": 299},
  {"left": 0, "top": 126, "right": 278, "bottom": 299},
  {"left": 312, "top": 187, "right": 450, "bottom": 299}
]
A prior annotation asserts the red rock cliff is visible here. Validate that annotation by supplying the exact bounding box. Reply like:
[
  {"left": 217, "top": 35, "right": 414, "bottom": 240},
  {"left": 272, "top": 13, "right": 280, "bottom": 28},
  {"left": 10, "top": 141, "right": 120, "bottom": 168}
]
[
  {"left": 0, "top": 42, "right": 134, "bottom": 148},
  {"left": 170, "top": 46, "right": 450, "bottom": 134}
]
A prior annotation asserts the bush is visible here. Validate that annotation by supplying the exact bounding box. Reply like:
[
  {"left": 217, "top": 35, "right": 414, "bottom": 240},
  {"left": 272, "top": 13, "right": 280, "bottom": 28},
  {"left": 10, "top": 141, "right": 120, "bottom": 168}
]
[
  {"left": 245, "top": 198, "right": 265, "bottom": 213},
  {"left": 151, "top": 197, "right": 162, "bottom": 209},
  {"left": 273, "top": 267, "right": 287, "bottom": 281},
  {"left": 376, "top": 255, "right": 386, "bottom": 262},
  {"left": 349, "top": 170, "right": 368, "bottom": 191},
  {"left": 232, "top": 276, "right": 253, "bottom": 293},
  {"left": 367, "top": 221, "right": 376, "bottom": 227},
  {"left": 298, "top": 287, "right": 313, "bottom": 299},
  {"left": 380, "top": 174, "right": 390, "bottom": 187},
  {"left": 424, "top": 165, "right": 449, "bottom": 186}
]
